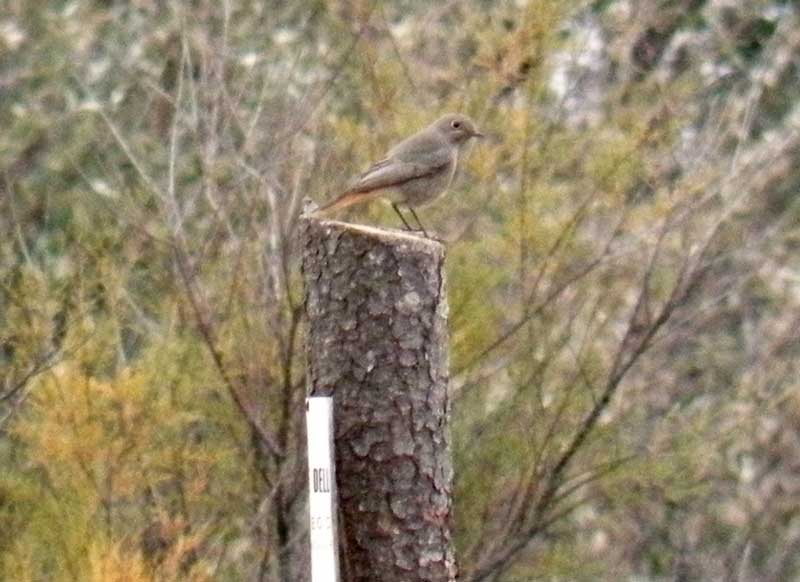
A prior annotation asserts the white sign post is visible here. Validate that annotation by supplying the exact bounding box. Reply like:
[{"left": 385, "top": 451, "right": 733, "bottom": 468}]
[{"left": 306, "top": 397, "right": 340, "bottom": 582}]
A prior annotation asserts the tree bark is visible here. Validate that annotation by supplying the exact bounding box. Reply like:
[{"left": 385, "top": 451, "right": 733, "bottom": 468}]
[{"left": 302, "top": 217, "right": 457, "bottom": 582}]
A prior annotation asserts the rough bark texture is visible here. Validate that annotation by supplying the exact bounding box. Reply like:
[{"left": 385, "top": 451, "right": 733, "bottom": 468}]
[{"left": 303, "top": 217, "right": 457, "bottom": 582}]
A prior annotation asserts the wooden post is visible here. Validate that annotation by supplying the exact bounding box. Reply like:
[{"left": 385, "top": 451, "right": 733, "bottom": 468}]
[{"left": 303, "top": 218, "right": 457, "bottom": 582}]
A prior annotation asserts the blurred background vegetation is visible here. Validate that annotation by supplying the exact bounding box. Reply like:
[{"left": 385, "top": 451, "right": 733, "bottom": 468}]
[{"left": 2, "top": 0, "right": 800, "bottom": 580}]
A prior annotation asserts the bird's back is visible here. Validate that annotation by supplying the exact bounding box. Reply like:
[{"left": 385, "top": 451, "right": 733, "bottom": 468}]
[{"left": 389, "top": 127, "right": 451, "bottom": 165}]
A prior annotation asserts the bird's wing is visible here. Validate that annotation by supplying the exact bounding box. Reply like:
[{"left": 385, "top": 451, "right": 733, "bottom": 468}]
[
  {"left": 315, "top": 132, "right": 452, "bottom": 214},
  {"left": 345, "top": 133, "right": 452, "bottom": 192},
  {"left": 316, "top": 160, "right": 438, "bottom": 214},
  {"left": 348, "top": 158, "right": 446, "bottom": 193},
  {"left": 358, "top": 157, "right": 393, "bottom": 177}
]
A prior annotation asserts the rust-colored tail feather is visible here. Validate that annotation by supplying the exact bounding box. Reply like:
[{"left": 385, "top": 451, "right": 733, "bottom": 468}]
[{"left": 315, "top": 189, "right": 380, "bottom": 215}]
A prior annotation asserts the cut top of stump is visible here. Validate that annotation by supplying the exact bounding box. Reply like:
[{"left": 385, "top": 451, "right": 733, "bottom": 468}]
[{"left": 304, "top": 217, "right": 445, "bottom": 252}]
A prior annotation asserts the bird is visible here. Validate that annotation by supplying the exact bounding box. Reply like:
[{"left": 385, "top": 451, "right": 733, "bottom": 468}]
[{"left": 315, "top": 113, "right": 484, "bottom": 237}]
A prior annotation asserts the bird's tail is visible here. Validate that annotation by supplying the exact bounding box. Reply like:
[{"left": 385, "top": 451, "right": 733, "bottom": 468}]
[{"left": 314, "top": 189, "right": 380, "bottom": 215}]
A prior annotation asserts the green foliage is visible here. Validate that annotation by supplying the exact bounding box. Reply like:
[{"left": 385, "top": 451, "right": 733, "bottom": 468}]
[
  {"left": 3, "top": 0, "right": 800, "bottom": 580},
  {"left": 3, "top": 334, "right": 250, "bottom": 580}
]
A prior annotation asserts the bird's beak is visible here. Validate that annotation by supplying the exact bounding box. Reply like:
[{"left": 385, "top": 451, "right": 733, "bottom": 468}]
[{"left": 472, "top": 129, "right": 485, "bottom": 138}]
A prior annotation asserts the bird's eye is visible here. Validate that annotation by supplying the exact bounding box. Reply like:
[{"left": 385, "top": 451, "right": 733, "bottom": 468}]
[{"left": 452, "top": 121, "right": 461, "bottom": 129}]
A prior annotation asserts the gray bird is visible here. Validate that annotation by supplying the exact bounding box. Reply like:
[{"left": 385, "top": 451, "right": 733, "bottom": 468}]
[{"left": 316, "top": 113, "right": 484, "bottom": 236}]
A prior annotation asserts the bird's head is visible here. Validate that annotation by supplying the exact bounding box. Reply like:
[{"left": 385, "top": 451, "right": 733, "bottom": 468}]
[{"left": 434, "top": 113, "right": 484, "bottom": 146}]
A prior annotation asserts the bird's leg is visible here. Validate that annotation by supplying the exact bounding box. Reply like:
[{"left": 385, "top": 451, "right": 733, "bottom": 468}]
[
  {"left": 392, "top": 203, "right": 414, "bottom": 231},
  {"left": 408, "top": 207, "right": 429, "bottom": 238}
]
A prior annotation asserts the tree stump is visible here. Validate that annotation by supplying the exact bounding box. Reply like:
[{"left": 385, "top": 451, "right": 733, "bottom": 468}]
[{"left": 302, "top": 217, "right": 457, "bottom": 582}]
